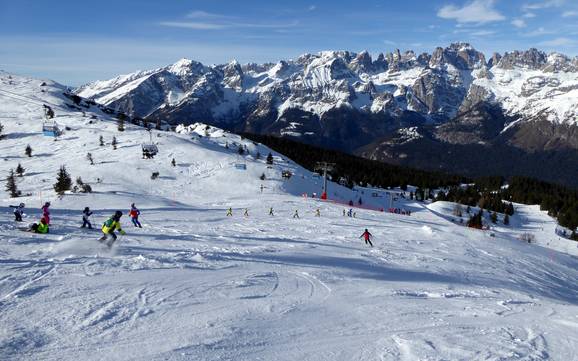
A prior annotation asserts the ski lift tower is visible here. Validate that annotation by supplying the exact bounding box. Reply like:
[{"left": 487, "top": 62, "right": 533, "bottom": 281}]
[{"left": 314, "top": 161, "right": 335, "bottom": 200}]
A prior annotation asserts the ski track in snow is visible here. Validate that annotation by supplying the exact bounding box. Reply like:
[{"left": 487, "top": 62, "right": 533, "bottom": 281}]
[{"left": 1, "top": 72, "right": 578, "bottom": 360}]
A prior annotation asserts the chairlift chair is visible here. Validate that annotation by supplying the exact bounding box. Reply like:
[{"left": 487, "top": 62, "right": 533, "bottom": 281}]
[
  {"left": 42, "top": 120, "right": 60, "bottom": 137},
  {"left": 142, "top": 130, "right": 159, "bottom": 158}
]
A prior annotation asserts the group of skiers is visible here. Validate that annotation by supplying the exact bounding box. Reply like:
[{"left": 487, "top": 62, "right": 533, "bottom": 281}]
[
  {"left": 9, "top": 202, "right": 144, "bottom": 247},
  {"left": 226, "top": 207, "right": 322, "bottom": 219},
  {"left": 10, "top": 202, "right": 51, "bottom": 234},
  {"left": 10, "top": 201, "right": 375, "bottom": 248},
  {"left": 224, "top": 206, "right": 374, "bottom": 247}
]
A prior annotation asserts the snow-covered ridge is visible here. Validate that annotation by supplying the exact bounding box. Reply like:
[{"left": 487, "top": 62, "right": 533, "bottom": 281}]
[{"left": 76, "top": 43, "right": 578, "bottom": 128}]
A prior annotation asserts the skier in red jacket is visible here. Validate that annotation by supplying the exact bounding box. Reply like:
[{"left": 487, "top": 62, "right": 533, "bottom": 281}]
[
  {"left": 359, "top": 229, "right": 373, "bottom": 247},
  {"left": 129, "top": 203, "right": 142, "bottom": 228}
]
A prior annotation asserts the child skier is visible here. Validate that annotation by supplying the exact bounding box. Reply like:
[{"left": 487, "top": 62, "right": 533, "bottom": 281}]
[
  {"left": 41, "top": 202, "right": 51, "bottom": 225},
  {"left": 82, "top": 207, "right": 93, "bottom": 229},
  {"left": 226, "top": 207, "right": 233, "bottom": 216},
  {"left": 244, "top": 208, "right": 249, "bottom": 217},
  {"left": 99, "top": 211, "right": 126, "bottom": 247},
  {"left": 29, "top": 217, "right": 49, "bottom": 234},
  {"left": 10, "top": 203, "right": 25, "bottom": 222},
  {"left": 315, "top": 208, "right": 321, "bottom": 217},
  {"left": 269, "top": 207, "right": 274, "bottom": 216},
  {"left": 359, "top": 228, "right": 373, "bottom": 247},
  {"left": 129, "top": 203, "right": 142, "bottom": 228},
  {"left": 293, "top": 210, "right": 300, "bottom": 219}
]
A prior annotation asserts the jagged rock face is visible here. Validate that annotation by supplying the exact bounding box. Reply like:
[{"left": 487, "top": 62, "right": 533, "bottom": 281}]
[
  {"left": 497, "top": 48, "right": 548, "bottom": 70},
  {"left": 76, "top": 43, "right": 578, "bottom": 186},
  {"left": 410, "top": 68, "right": 467, "bottom": 118},
  {"left": 488, "top": 53, "right": 502, "bottom": 68},
  {"left": 429, "top": 43, "right": 485, "bottom": 70}
]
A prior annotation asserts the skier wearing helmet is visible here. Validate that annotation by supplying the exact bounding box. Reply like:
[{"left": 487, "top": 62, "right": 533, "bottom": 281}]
[
  {"left": 10, "top": 203, "right": 25, "bottom": 222},
  {"left": 99, "top": 211, "right": 126, "bottom": 247},
  {"left": 41, "top": 202, "right": 51, "bottom": 225},
  {"left": 129, "top": 203, "right": 142, "bottom": 228}
]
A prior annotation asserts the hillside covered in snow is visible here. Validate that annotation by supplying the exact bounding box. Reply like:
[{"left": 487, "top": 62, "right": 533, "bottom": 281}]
[{"left": 1, "top": 72, "right": 578, "bottom": 360}]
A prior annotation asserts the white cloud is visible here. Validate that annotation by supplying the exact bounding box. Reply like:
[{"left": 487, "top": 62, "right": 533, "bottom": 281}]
[
  {"left": 562, "top": 10, "right": 578, "bottom": 17},
  {"left": 186, "top": 11, "right": 231, "bottom": 19},
  {"left": 437, "top": 0, "right": 505, "bottom": 24},
  {"left": 511, "top": 19, "right": 527, "bottom": 28},
  {"left": 522, "top": 0, "right": 564, "bottom": 10},
  {"left": 308, "top": 5, "right": 317, "bottom": 11},
  {"left": 383, "top": 40, "right": 397, "bottom": 45},
  {"left": 523, "top": 26, "right": 556, "bottom": 36},
  {"left": 159, "top": 20, "right": 299, "bottom": 31},
  {"left": 470, "top": 30, "right": 496, "bottom": 36},
  {"left": 538, "top": 37, "right": 577, "bottom": 46},
  {"left": 523, "top": 12, "right": 536, "bottom": 18},
  {"left": 159, "top": 21, "right": 228, "bottom": 30}
]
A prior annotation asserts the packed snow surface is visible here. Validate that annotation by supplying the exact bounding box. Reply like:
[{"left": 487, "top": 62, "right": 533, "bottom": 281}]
[{"left": 1, "top": 72, "right": 578, "bottom": 360}]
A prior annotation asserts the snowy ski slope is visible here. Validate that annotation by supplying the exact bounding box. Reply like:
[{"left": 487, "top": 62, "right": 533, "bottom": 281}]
[{"left": 1, "top": 72, "right": 578, "bottom": 360}]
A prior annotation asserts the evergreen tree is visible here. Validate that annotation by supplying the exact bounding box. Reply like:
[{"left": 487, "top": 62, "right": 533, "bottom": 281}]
[
  {"left": 171, "top": 158, "right": 176, "bottom": 167},
  {"left": 238, "top": 146, "right": 245, "bottom": 155},
  {"left": 15, "top": 163, "right": 25, "bottom": 177},
  {"left": 53, "top": 166, "right": 72, "bottom": 195},
  {"left": 155, "top": 119, "right": 162, "bottom": 130},
  {"left": 504, "top": 213, "right": 510, "bottom": 225},
  {"left": 467, "top": 211, "right": 483, "bottom": 229},
  {"left": 266, "top": 152, "right": 274, "bottom": 165},
  {"left": 490, "top": 211, "right": 498, "bottom": 224},
  {"left": 255, "top": 151, "right": 261, "bottom": 160},
  {"left": 260, "top": 173, "right": 266, "bottom": 180},
  {"left": 112, "top": 136, "right": 117, "bottom": 150},
  {"left": 99, "top": 135, "right": 105, "bottom": 146},
  {"left": 86, "top": 152, "right": 94, "bottom": 165},
  {"left": 117, "top": 117, "right": 125, "bottom": 132},
  {"left": 5, "top": 169, "right": 20, "bottom": 198},
  {"left": 25, "top": 144, "right": 32, "bottom": 157},
  {"left": 0, "top": 122, "right": 4, "bottom": 139}
]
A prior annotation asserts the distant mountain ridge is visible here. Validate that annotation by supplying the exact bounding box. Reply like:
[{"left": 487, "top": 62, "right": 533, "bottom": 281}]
[{"left": 75, "top": 43, "right": 578, "bottom": 187}]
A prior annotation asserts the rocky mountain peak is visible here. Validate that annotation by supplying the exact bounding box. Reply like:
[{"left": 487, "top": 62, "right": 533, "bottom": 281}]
[
  {"left": 430, "top": 43, "right": 485, "bottom": 70},
  {"left": 497, "top": 48, "right": 548, "bottom": 70}
]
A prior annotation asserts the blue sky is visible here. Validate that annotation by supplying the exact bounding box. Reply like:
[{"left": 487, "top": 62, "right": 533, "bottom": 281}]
[{"left": 1, "top": 0, "right": 577, "bottom": 85}]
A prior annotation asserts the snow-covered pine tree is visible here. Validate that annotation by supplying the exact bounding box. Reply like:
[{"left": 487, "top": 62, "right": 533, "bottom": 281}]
[
  {"left": 238, "top": 146, "right": 245, "bottom": 155},
  {"left": 5, "top": 169, "right": 20, "bottom": 198},
  {"left": 99, "top": 135, "right": 105, "bottom": 146},
  {"left": 53, "top": 166, "right": 72, "bottom": 195},
  {"left": 266, "top": 152, "right": 273, "bottom": 165},
  {"left": 15, "top": 163, "right": 25, "bottom": 177},
  {"left": 0, "top": 122, "right": 4, "bottom": 139},
  {"left": 112, "top": 136, "right": 117, "bottom": 150},
  {"left": 25, "top": 144, "right": 32, "bottom": 157}
]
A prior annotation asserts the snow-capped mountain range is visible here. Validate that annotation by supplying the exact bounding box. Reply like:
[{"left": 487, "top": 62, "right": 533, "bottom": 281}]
[{"left": 76, "top": 43, "right": 578, "bottom": 186}]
